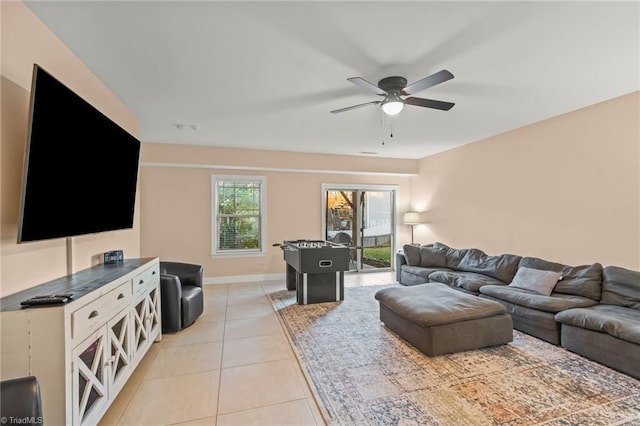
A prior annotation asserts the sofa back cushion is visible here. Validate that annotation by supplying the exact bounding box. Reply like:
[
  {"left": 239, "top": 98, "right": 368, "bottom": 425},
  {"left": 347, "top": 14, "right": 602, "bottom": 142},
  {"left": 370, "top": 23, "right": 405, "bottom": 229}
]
[
  {"left": 403, "top": 244, "right": 421, "bottom": 266},
  {"left": 456, "top": 250, "right": 522, "bottom": 283},
  {"left": 402, "top": 244, "right": 448, "bottom": 269},
  {"left": 433, "top": 242, "right": 471, "bottom": 269},
  {"left": 419, "top": 246, "right": 447, "bottom": 268},
  {"left": 601, "top": 266, "right": 640, "bottom": 309},
  {"left": 519, "top": 257, "right": 603, "bottom": 301}
]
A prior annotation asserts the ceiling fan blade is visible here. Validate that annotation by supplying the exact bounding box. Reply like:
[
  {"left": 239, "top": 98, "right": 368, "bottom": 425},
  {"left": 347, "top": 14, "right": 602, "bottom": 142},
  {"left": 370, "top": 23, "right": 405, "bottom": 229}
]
[
  {"left": 403, "top": 70, "right": 454, "bottom": 95},
  {"left": 404, "top": 97, "right": 455, "bottom": 111},
  {"left": 347, "top": 77, "right": 387, "bottom": 95},
  {"left": 330, "top": 101, "right": 381, "bottom": 114}
]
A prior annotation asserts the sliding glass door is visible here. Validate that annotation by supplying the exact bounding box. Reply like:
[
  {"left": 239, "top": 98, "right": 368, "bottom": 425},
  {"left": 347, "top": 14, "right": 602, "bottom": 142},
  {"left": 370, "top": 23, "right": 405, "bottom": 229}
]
[{"left": 323, "top": 185, "right": 396, "bottom": 272}]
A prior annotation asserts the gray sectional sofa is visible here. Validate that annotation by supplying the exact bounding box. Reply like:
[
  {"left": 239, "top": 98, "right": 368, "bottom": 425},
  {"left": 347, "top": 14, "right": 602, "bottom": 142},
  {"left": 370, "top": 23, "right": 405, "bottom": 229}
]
[
  {"left": 555, "top": 266, "right": 640, "bottom": 380},
  {"left": 396, "top": 242, "right": 640, "bottom": 379}
]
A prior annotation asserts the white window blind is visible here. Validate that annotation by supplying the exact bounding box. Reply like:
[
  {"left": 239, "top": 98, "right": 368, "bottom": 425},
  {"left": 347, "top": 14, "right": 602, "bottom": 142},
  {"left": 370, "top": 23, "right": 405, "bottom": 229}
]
[{"left": 211, "top": 175, "right": 266, "bottom": 256}]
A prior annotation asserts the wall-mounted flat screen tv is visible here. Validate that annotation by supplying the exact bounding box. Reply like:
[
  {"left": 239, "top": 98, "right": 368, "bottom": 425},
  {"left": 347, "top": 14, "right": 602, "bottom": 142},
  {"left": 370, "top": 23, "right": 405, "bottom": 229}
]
[{"left": 17, "top": 64, "right": 141, "bottom": 243}]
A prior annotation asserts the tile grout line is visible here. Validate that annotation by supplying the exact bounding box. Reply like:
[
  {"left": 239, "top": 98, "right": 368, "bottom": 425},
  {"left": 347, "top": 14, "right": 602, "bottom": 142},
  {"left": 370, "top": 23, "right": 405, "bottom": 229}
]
[{"left": 213, "top": 285, "right": 229, "bottom": 425}]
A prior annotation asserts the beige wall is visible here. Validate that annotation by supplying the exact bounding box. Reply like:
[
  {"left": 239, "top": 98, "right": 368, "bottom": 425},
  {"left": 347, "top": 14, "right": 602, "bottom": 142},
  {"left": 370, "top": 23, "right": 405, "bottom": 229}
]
[
  {"left": 0, "top": 2, "right": 140, "bottom": 297},
  {"left": 139, "top": 144, "right": 416, "bottom": 280},
  {"left": 5, "top": 1, "right": 636, "bottom": 293},
  {"left": 411, "top": 91, "right": 640, "bottom": 269}
]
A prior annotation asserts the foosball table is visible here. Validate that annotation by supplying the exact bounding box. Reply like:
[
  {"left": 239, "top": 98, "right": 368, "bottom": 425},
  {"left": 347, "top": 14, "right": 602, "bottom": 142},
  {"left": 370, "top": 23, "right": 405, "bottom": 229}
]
[{"left": 279, "top": 239, "right": 350, "bottom": 304}]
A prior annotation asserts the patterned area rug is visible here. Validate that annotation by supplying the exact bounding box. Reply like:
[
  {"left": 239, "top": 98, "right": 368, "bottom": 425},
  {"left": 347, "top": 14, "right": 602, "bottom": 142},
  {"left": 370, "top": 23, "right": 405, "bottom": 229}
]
[{"left": 269, "top": 284, "right": 640, "bottom": 425}]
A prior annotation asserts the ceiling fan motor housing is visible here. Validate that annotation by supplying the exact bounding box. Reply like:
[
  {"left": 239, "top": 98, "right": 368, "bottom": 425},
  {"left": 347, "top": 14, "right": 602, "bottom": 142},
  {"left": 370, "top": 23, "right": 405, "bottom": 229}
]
[{"left": 378, "top": 76, "right": 408, "bottom": 94}]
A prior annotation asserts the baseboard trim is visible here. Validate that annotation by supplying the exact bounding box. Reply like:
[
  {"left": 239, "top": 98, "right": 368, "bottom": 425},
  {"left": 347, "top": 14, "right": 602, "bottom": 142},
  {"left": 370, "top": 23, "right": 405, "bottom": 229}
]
[{"left": 203, "top": 273, "right": 285, "bottom": 285}]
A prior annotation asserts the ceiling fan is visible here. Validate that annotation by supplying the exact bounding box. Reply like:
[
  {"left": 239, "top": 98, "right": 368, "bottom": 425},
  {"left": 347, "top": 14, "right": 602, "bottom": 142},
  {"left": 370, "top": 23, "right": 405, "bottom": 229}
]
[{"left": 330, "top": 69, "right": 455, "bottom": 116}]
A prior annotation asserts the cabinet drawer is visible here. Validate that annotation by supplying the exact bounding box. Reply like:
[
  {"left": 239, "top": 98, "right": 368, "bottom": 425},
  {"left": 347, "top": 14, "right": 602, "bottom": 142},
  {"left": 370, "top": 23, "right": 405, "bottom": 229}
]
[
  {"left": 132, "top": 265, "right": 159, "bottom": 295},
  {"left": 71, "top": 281, "right": 131, "bottom": 343}
]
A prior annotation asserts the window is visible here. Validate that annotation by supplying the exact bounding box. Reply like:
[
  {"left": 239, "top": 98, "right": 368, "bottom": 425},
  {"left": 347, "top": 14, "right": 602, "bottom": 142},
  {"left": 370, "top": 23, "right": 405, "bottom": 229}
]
[{"left": 211, "top": 175, "right": 266, "bottom": 256}]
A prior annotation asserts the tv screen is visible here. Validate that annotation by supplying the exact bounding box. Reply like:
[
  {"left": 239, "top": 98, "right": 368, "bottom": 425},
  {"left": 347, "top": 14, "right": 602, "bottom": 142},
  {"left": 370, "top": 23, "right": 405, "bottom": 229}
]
[{"left": 17, "top": 64, "right": 141, "bottom": 243}]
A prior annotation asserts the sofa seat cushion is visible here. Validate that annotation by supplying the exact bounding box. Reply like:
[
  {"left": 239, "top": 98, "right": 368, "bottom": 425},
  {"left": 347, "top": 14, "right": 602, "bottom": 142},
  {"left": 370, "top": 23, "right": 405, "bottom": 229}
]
[
  {"left": 375, "top": 283, "right": 508, "bottom": 327},
  {"left": 428, "top": 271, "right": 506, "bottom": 293},
  {"left": 479, "top": 285, "right": 597, "bottom": 313},
  {"left": 555, "top": 305, "right": 640, "bottom": 345},
  {"left": 402, "top": 265, "right": 450, "bottom": 280}
]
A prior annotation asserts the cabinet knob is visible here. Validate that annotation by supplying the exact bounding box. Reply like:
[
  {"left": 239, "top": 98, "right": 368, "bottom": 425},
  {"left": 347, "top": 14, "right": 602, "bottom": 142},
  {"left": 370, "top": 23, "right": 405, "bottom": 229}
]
[
  {"left": 117, "top": 293, "right": 125, "bottom": 300},
  {"left": 138, "top": 280, "right": 144, "bottom": 285},
  {"left": 105, "top": 355, "right": 116, "bottom": 367},
  {"left": 88, "top": 310, "right": 99, "bottom": 319}
]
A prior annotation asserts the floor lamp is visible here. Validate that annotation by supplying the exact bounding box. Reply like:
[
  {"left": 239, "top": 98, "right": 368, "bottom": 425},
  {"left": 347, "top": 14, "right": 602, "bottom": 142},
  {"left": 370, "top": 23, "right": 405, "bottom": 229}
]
[{"left": 403, "top": 211, "right": 423, "bottom": 245}]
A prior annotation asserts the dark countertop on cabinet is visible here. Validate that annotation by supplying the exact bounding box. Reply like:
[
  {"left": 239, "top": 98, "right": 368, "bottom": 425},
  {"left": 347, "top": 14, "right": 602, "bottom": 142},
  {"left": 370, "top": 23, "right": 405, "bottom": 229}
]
[{"left": 0, "top": 258, "right": 157, "bottom": 312}]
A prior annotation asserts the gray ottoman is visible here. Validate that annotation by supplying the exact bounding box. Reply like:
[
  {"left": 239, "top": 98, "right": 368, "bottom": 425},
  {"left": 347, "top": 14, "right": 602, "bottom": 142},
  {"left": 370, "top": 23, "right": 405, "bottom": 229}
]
[{"left": 375, "top": 283, "right": 513, "bottom": 356}]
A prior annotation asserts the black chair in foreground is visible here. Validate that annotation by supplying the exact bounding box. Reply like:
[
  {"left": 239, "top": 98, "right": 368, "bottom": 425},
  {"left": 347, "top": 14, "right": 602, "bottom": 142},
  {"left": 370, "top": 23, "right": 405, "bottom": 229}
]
[
  {"left": 159, "top": 261, "right": 204, "bottom": 333},
  {"left": 0, "top": 376, "right": 43, "bottom": 425}
]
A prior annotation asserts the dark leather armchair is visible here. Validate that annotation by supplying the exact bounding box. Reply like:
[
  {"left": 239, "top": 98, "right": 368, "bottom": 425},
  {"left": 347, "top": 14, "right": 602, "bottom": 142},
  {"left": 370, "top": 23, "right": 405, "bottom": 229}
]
[
  {"left": 159, "top": 261, "right": 204, "bottom": 333},
  {"left": 0, "top": 376, "right": 43, "bottom": 425}
]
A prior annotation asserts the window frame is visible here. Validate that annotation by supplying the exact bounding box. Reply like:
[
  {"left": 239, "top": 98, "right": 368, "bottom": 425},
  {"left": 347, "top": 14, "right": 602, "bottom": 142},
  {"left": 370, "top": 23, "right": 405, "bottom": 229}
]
[{"left": 211, "top": 174, "right": 267, "bottom": 257}]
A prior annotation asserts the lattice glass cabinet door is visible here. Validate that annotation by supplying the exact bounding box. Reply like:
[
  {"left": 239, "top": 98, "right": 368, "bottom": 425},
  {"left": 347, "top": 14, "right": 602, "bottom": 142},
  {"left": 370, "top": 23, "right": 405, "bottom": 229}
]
[
  {"left": 106, "top": 308, "right": 131, "bottom": 397},
  {"left": 132, "top": 285, "right": 161, "bottom": 364},
  {"left": 132, "top": 296, "right": 150, "bottom": 356},
  {"left": 147, "top": 286, "right": 161, "bottom": 339},
  {"left": 72, "top": 330, "right": 108, "bottom": 425}
]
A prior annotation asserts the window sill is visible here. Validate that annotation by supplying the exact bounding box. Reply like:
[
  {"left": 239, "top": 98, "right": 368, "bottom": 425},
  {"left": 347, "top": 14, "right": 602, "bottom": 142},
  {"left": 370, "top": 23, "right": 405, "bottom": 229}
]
[{"left": 210, "top": 251, "right": 267, "bottom": 259}]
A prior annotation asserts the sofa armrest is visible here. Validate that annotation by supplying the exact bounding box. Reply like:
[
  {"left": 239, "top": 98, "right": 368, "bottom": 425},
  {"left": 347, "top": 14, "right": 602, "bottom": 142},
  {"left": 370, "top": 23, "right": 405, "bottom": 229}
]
[
  {"left": 160, "top": 261, "right": 203, "bottom": 288},
  {"left": 396, "top": 250, "right": 407, "bottom": 283},
  {"left": 160, "top": 274, "right": 184, "bottom": 332}
]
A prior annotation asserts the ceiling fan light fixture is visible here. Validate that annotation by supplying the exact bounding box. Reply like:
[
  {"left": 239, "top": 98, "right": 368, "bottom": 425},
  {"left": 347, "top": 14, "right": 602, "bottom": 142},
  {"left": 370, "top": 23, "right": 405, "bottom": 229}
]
[{"left": 382, "top": 93, "right": 404, "bottom": 115}]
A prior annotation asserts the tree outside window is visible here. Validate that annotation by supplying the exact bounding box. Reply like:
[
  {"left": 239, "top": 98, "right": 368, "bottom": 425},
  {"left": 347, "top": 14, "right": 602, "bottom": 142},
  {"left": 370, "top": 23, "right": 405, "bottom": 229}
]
[{"left": 212, "top": 175, "right": 266, "bottom": 255}]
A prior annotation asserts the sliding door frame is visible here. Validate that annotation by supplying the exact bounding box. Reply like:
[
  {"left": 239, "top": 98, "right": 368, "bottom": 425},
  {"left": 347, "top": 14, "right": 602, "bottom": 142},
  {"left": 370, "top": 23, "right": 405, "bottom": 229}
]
[{"left": 321, "top": 183, "right": 400, "bottom": 272}]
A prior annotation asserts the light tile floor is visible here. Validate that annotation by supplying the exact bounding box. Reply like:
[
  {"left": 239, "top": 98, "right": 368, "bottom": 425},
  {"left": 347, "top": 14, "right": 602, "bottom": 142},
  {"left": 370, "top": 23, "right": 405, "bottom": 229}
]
[{"left": 99, "top": 271, "right": 395, "bottom": 425}]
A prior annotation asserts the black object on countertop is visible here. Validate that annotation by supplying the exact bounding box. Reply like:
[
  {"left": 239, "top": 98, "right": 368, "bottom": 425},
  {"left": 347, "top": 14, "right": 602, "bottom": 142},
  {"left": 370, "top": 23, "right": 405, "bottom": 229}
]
[{"left": 21, "top": 294, "right": 73, "bottom": 306}]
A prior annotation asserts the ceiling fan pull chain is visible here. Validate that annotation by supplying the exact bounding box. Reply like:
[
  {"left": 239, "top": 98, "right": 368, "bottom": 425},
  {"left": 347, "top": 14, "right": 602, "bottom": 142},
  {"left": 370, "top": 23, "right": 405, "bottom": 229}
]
[{"left": 380, "top": 110, "right": 386, "bottom": 145}]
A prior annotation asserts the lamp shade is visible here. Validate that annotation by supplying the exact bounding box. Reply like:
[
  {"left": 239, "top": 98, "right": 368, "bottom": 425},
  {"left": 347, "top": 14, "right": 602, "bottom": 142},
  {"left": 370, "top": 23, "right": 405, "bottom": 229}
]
[{"left": 403, "top": 211, "right": 423, "bottom": 225}]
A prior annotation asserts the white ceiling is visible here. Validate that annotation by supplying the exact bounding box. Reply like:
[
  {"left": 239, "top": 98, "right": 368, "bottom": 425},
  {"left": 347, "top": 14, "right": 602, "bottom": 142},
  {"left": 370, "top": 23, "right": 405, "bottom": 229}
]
[{"left": 25, "top": 1, "right": 640, "bottom": 159}]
